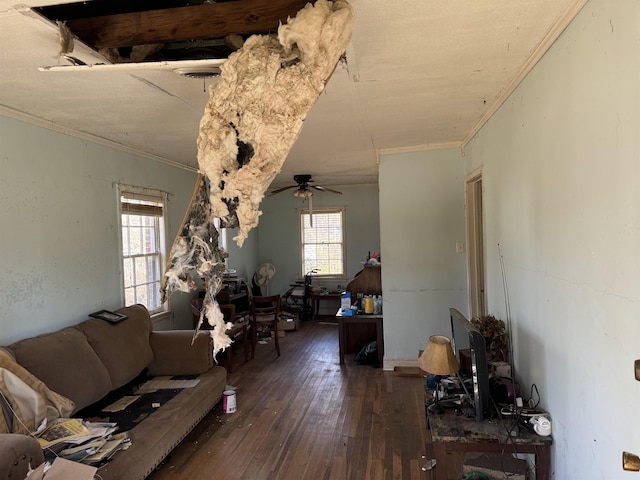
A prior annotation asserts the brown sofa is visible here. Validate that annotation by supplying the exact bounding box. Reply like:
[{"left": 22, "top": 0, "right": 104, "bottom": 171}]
[{"left": 0, "top": 304, "right": 227, "bottom": 480}]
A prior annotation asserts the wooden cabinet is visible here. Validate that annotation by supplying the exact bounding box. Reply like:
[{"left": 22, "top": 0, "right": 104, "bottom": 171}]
[
  {"left": 341, "top": 265, "right": 383, "bottom": 361},
  {"left": 216, "top": 289, "right": 249, "bottom": 316},
  {"left": 346, "top": 265, "right": 381, "bottom": 296},
  {"left": 198, "top": 278, "right": 250, "bottom": 322}
]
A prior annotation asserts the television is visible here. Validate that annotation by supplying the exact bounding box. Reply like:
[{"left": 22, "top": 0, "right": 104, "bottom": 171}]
[{"left": 449, "top": 307, "right": 493, "bottom": 421}]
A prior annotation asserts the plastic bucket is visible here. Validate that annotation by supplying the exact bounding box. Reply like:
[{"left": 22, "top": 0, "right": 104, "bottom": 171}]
[{"left": 223, "top": 390, "right": 237, "bottom": 414}]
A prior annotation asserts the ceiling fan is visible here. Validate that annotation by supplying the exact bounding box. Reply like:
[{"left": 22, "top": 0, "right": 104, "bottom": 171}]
[{"left": 269, "top": 174, "right": 342, "bottom": 197}]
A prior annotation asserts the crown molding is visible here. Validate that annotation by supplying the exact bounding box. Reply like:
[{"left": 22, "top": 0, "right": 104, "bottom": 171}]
[
  {"left": 378, "top": 141, "right": 462, "bottom": 157},
  {"left": 0, "top": 105, "right": 198, "bottom": 173},
  {"left": 462, "top": 0, "right": 589, "bottom": 147}
]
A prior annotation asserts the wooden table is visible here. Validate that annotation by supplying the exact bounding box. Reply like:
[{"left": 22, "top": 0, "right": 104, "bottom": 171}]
[
  {"left": 335, "top": 309, "right": 384, "bottom": 366},
  {"left": 311, "top": 292, "right": 342, "bottom": 320},
  {"left": 427, "top": 408, "right": 552, "bottom": 480}
]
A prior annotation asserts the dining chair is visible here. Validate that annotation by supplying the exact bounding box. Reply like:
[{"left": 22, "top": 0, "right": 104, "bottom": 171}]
[
  {"left": 250, "top": 294, "right": 281, "bottom": 357},
  {"left": 190, "top": 297, "right": 251, "bottom": 371}
]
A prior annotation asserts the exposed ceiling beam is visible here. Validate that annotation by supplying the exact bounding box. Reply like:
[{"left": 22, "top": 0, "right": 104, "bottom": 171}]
[{"left": 64, "top": 0, "right": 309, "bottom": 49}]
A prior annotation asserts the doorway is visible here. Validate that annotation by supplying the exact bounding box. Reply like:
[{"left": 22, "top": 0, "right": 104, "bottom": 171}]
[{"left": 465, "top": 168, "right": 485, "bottom": 318}]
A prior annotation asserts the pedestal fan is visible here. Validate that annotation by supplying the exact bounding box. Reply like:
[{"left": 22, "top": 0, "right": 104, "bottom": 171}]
[{"left": 253, "top": 263, "right": 276, "bottom": 295}]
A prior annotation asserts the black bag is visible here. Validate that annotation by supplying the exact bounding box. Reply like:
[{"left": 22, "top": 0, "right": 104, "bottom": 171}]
[{"left": 354, "top": 341, "right": 379, "bottom": 367}]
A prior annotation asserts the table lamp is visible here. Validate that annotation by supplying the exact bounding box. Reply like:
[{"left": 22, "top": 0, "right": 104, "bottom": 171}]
[{"left": 418, "top": 335, "right": 460, "bottom": 414}]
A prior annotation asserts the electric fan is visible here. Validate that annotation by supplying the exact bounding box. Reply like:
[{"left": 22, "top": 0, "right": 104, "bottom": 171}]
[{"left": 253, "top": 263, "right": 276, "bottom": 295}]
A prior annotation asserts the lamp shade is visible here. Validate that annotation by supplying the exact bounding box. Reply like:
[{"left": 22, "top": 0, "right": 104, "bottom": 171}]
[{"left": 418, "top": 335, "right": 460, "bottom": 375}]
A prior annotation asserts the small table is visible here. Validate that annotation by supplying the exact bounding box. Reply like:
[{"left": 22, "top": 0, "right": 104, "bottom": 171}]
[
  {"left": 335, "top": 309, "right": 384, "bottom": 366},
  {"left": 427, "top": 407, "right": 552, "bottom": 480},
  {"left": 311, "top": 292, "right": 342, "bottom": 320}
]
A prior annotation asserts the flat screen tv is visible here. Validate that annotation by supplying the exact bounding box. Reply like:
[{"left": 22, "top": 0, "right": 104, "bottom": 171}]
[{"left": 449, "top": 308, "right": 493, "bottom": 421}]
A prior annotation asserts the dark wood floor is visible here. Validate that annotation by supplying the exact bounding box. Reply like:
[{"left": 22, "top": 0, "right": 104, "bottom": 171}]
[{"left": 147, "top": 319, "right": 434, "bottom": 480}]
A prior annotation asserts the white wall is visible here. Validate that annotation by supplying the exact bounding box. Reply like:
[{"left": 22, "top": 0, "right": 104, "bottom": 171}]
[
  {"left": 0, "top": 116, "right": 199, "bottom": 344},
  {"left": 464, "top": 0, "right": 640, "bottom": 477},
  {"left": 255, "top": 184, "right": 381, "bottom": 297},
  {"left": 379, "top": 148, "right": 468, "bottom": 367}
]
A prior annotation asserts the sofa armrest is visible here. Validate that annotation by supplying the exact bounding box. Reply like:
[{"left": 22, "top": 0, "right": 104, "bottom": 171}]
[
  {"left": 148, "top": 330, "right": 214, "bottom": 376},
  {"left": 0, "top": 433, "right": 44, "bottom": 480}
]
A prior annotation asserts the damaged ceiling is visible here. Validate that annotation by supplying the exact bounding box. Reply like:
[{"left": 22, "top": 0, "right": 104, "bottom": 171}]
[
  {"left": 0, "top": 0, "right": 587, "bottom": 189},
  {"left": 35, "top": 0, "right": 310, "bottom": 63}
]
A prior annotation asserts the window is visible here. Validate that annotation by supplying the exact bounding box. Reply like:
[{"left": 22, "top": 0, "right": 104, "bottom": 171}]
[
  {"left": 119, "top": 186, "right": 167, "bottom": 314},
  {"left": 300, "top": 208, "right": 345, "bottom": 277}
]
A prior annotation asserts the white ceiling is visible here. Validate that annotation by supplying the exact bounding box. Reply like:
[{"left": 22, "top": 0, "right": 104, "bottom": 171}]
[{"left": 0, "top": 0, "right": 586, "bottom": 189}]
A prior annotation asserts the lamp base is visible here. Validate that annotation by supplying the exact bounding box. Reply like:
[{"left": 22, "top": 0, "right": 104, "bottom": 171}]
[{"left": 428, "top": 377, "right": 446, "bottom": 415}]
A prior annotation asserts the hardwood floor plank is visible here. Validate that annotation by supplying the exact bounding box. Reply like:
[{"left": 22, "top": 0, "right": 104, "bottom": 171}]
[{"left": 147, "top": 321, "right": 429, "bottom": 480}]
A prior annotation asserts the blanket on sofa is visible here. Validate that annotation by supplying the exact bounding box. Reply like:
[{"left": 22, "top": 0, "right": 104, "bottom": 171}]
[{"left": 0, "top": 350, "right": 74, "bottom": 435}]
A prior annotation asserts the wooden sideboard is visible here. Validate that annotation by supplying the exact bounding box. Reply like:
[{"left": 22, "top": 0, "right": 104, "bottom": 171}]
[{"left": 338, "top": 265, "right": 383, "bottom": 364}]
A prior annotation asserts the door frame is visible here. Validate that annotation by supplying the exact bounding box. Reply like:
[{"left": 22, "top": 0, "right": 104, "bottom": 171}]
[{"left": 465, "top": 167, "right": 485, "bottom": 318}]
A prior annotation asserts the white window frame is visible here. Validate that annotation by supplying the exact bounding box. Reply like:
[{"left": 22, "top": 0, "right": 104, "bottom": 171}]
[
  {"left": 299, "top": 207, "right": 346, "bottom": 279},
  {"left": 118, "top": 185, "right": 168, "bottom": 314}
]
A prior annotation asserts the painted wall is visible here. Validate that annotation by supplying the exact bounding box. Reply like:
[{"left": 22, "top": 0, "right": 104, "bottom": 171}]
[
  {"left": 463, "top": 0, "right": 640, "bottom": 477},
  {"left": 378, "top": 148, "right": 468, "bottom": 365},
  {"left": 224, "top": 226, "right": 259, "bottom": 285},
  {"left": 0, "top": 116, "right": 199, "bottom": 344},
  {"left": 255, "top": 184, "right": 380, "bottom": 298}
]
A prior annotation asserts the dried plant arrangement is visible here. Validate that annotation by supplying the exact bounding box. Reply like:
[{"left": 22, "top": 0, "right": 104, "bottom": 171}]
[{"left": 471, "top": 314, "right": 508, "bottom": 362}]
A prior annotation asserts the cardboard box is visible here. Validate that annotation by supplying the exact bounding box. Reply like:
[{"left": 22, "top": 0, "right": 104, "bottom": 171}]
[
  {"left": 278, "top": 314, "right": 300, "bottom": 332},
  {"left": 341, "top": 292, "right": 351, "bottom": 308}
]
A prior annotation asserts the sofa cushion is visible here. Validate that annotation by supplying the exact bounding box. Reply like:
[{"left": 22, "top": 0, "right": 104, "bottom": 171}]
[
  {"left": 0, "top": 350, "right": 74, "bottom": 434},
  {"left": 7, "top": 327, "right": 112, "bottom": 413},
  {"left": 76, "top": 304, "right": 153, "bottom": 391},
  {"left": 148, "top": 330, "right": 214, "bottom": 376},
  {"left": 97, "top": 366, "right": 227, "bottom": 480}
]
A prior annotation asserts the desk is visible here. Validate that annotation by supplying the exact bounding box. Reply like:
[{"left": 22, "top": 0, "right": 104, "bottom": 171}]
[
  {"left": 335, "top": 310, "right": 384, "bottom": 366},
  {"left": 311, "top": 293, "right": 342, "bottom": 320},
  {"left": 427, "top": 408, "right": 552, "bottom": 480}
]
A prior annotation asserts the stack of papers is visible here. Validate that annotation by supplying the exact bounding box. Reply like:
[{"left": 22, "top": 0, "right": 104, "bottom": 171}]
[{"left": 37, "top": 418, "right": 130, "bottom": 466}]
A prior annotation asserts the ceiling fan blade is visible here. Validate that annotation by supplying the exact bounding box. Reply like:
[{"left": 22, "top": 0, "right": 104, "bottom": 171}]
[
  {"left": 312, "top": 185, "right": 343, "bottom": 195},
  {"left": 269, "top": 185, "right": 298, "bottom": 196}
]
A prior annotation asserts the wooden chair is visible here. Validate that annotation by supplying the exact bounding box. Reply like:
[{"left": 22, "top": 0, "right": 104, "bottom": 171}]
[
  {"left": 190, "top": 297, "right": 251, "bottom": 372},
  {"left": 191, "top": 297, "right": 236, "bottom": 328},
  {"left": 251, "top": 294, "right": 281, "bottom": 357}
]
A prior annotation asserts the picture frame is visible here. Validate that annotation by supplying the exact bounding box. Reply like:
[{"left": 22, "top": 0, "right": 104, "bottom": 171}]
[{"left": 89, "top": 310, "right": 128, "bottom": 324}]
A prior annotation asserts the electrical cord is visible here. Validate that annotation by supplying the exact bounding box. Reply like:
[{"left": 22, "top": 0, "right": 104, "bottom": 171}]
[
  {"left": 490, "top": 395, "right": 538, "bottom": 478},
  {"left": 527, "top": 384, "right": 540, "bottom": 409},
  {"left": 0, "top": 388, "right": 65, "bottom": 461}
]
